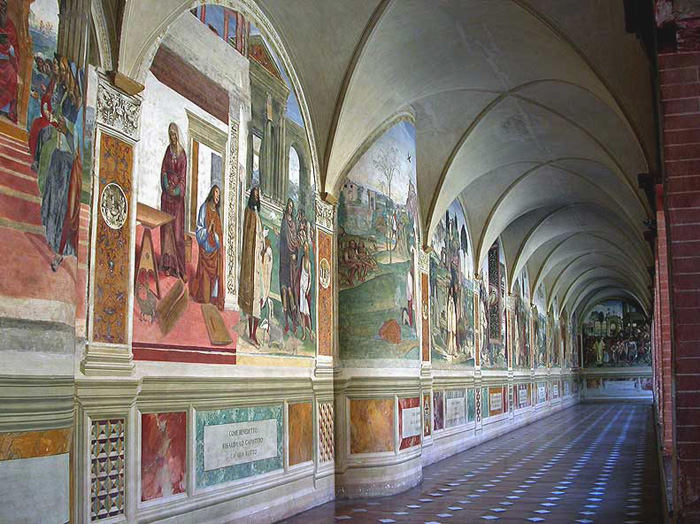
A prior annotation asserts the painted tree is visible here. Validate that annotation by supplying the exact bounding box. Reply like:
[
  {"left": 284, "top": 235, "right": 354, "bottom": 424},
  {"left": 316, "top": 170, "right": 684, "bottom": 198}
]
[{"left": 373, "top": 146, "right": 400, "bottom": 262}]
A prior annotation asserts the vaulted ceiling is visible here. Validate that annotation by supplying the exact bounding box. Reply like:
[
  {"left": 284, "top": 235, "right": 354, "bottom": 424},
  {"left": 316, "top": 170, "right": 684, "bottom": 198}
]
[{"left": 109, "top": 0, "right": 656, "bottom": 318}]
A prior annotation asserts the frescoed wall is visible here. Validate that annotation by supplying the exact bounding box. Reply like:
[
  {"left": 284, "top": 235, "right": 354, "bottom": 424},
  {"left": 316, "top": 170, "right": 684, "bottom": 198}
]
[
  {"left": 130, "top": 6, "right": 317, "bottom": 363},
  {"left": 429, "top": 200, "right": 474, "bottom": 366},
  {"left": 570, "top": 311, "right": 580, "bottom": 368},
  {"left": 547, "top": 308, "right": 559, "bottom": 367},
  {"left": 479, "top": 240, "right": 507, "bottom": 368},
  {"left": 0, "top": 0, "right": 94, "bottom": 352},
  {"left": 582, "top": 300, "right": 651, "bottom": 368},
  {"left": 512, "top": 271, "right": 531, "bottom": 369},
  {"left": 533, "top": 285, "right": 547, "bottom": 368},
  {"left": 338, "top": 120, "right": 419, "bottom": 362}
]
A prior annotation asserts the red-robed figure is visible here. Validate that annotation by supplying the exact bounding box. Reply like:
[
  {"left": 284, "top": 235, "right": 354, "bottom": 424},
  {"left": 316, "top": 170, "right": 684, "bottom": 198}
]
[
  {"left": 160, "top": 122, "right": 187, "bottom": 281},
  {"left": 0, "top": 0, "right": 20, "bottom": 123}
]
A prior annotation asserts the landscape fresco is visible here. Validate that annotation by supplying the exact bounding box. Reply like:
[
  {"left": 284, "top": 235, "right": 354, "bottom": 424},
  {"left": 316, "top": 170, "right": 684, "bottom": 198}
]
[
  {"left": 429, "top": 200, "right": 475, "bottom": 366},
  {"left": 582, "top": 299, "right": 651, "bottom": 368},
  {"left": 338, "top": 120, "right": 419, "bottom": 361}
]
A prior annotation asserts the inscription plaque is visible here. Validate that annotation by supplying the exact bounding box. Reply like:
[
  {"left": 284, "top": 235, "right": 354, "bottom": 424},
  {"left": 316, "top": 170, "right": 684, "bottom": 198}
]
[
  {"left": 204, "top": 419, "right": 277, "bottom": 471},
  {"left": 401, "top": 407, "right": 421, "bottom": 439},
  {"left": 445, "top": 397, "right": 466, "bottom": 427},
  {"left": 490, "top": 392, "right": 503, "bottom": 412}
]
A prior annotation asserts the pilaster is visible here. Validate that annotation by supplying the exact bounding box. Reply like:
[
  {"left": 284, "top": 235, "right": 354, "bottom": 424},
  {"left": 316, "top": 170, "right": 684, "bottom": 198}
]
[{"left": 81, "top": 74, "right": 142, "bottom": 376}]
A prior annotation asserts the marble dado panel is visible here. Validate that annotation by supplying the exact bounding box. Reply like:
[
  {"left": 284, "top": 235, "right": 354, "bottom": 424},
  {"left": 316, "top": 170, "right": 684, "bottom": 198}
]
[
  {"left": 0, "top": 428, "right": 72, "bottom": 524},
  {"left": 141, "top": 412, "right": 187, "bottom": 502},
  {"left": 350, "top": 399, "right": 394, "bottom": 454},
  {"left": 0, "top": 427, "right": 72, "bottom": 460},
  {"left": 288, "top": 402, "right": 313, "bottom": 466},
  {"left": 195, "top": 405, "right": 283, "bottom": 488},
  {"left": 467, "top": 388, "right": 476, "bottom": 422}
]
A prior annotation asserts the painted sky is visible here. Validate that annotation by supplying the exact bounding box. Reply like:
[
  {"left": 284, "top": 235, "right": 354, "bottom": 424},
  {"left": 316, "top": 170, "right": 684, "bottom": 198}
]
[
  {"left": 346, "top": 121, "right": 416, "bottom": 204},
  {"left": 31, "top": 0, "right": 60, "bottom": 26}
]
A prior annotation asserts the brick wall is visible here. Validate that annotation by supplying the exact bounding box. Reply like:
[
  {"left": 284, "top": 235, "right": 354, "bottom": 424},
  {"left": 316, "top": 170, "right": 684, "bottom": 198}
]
[
  {"left": 659, "top": 48, "right": 700, "bottom": 520},
  {"left": 655, "top": 188, "right": 674, "bottom": 455}
]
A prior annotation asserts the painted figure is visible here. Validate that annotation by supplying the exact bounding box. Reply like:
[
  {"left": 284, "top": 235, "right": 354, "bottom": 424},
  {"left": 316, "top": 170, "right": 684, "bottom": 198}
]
[
  {"left": 190, "top": 185, "right": 224, "bottom": 309},
  {"left": 40, "top": 59, "right": 83, "bottom": 271},
  {"left": 594, "top": 337, "right": 605, "bottom": 365},
  {"left": 239, "top": 187, "right": 264, "bottom": 345},
  {"left": 29, "top": 55, "right": 56, "bottom": 163},
  {"left": 280, "top": 198, "right": 300, "bottom": 335},
  {"left": 403, "top": 258, "right": 414, "bottom": 327},
  {"left": 447, "top": 285, "right": 457, "bottom": 355},
  {"left": 298, "top": 232, "right": 312, "bottom": 341},
  {"left": 0, "top": 0, "right": 19, "bottom": 123},
  {"left": 160, "top": 122, "right": 187, "bottom": 281}
]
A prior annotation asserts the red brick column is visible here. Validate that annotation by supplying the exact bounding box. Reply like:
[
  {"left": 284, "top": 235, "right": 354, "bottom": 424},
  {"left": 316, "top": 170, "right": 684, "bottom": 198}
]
[
  {"left": 659, "top": 47, "right": 700, "bottom": 520},
  {"left": 655, "top": 187, "right": 674, "bottom": 455}
]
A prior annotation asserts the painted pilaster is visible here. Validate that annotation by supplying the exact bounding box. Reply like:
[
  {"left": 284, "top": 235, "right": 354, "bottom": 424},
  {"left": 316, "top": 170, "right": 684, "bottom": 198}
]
[{"left": 81, "top": 74, "right": 142, "bottom": 376}]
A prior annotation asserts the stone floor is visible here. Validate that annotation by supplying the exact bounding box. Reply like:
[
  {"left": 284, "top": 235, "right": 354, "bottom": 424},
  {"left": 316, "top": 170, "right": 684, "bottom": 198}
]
[{"left": 280, "top": 403, "right": 662, "bottom": 524}]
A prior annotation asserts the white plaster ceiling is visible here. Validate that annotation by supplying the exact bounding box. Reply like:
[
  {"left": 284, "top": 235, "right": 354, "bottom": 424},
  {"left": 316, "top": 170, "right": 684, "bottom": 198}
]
[{"left": 114, "top": 0, "right": 656, "bottom": 318}]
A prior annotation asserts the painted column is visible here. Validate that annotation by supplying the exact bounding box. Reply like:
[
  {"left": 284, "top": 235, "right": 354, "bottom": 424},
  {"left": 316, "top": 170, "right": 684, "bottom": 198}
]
[
  {"left": 418, "top": 249, "right": 433, "bottom": 447},
  {"left": 81, "top": 74, "right": 142, "bottom": 376},
  {"left": 314, "top": 196, "right": 336, "bottom": 485},
  {"left": 474, "top": 275, "right": 483, "bottom": 433}
]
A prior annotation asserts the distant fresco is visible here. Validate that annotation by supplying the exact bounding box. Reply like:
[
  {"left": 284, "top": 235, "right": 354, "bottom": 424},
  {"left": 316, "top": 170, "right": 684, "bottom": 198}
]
[
  {"left": 429, "top": 200, "right": 474, "bottom": 366},
  {"left": 585, "top": 377, "right": 653, "bottom": 395},
  {"left": 533, "top": 285, "right": 547, "bottom": 368},
  {"left": 480, "top": 242, "right": 507, "bottom": 368},
  {"left": 582, "top": 300, "right": 651, "bottom": 368},
  {"left": 338, "top": 120, "right": 419, "bottom": 361},
  {"left": 570, "top": 312, "right": 580, "bottom": 368},
  {"left": 512, "top": 274, "right": 531, "bottom": 369},
  {"left": 547, "top": 310, "right": 559, "bottom": 367}
]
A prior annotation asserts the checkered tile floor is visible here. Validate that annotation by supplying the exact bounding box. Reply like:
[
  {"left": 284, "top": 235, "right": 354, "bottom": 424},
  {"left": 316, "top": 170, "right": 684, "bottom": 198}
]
[{"left": 279, "top": 404, "right": 662, "bottom": 524}]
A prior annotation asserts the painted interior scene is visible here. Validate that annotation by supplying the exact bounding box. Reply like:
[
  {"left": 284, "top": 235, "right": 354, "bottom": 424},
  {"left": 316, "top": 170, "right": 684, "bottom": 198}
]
[
  {"left": 131, "top": 4, "right": 316, "bottom": 362},
  {"left": 337, "top": 120, "right": 419, "bottom": 361},
  {"left": 429, "top": 200, "right": 475, "bottom": 366},
  {"left": 582, "top": 299, "right": 651, "bottom": 368}
]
